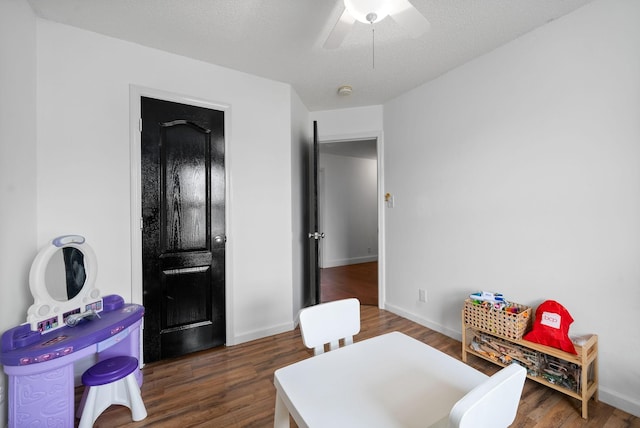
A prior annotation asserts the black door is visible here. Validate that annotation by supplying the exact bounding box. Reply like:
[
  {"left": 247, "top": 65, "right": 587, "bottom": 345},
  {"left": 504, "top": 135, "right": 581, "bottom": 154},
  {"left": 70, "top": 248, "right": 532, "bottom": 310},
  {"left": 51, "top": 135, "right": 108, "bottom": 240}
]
[
  {"left": 307, "top": 121, "right": 323, "bottom": 305},
  {"left": 141, "top": 96, "right": 225, "bottom": 363}
]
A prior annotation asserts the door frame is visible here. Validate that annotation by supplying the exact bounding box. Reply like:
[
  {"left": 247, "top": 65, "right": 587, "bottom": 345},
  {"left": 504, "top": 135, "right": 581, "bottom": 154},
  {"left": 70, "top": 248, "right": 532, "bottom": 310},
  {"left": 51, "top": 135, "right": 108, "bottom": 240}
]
[
  {"left": 129, "top": 85, "right": 233, "bottom": 349},
  {"left": 317, "top": 131, "right": 385, "bottom": 308}
]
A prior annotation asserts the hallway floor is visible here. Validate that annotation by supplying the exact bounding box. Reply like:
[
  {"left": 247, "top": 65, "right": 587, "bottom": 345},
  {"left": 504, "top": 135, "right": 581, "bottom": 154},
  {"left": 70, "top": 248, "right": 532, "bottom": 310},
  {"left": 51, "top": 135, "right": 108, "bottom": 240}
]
[{"left": 320, "top": 261, "right": 378, "bottom": 306}]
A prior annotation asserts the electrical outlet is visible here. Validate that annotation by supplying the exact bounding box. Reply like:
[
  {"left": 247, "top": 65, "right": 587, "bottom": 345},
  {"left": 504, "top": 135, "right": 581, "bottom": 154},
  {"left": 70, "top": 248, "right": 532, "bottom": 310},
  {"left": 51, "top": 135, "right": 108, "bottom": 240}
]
[{"left": 418, "top": 289, "right": 427, "bottom": 303}]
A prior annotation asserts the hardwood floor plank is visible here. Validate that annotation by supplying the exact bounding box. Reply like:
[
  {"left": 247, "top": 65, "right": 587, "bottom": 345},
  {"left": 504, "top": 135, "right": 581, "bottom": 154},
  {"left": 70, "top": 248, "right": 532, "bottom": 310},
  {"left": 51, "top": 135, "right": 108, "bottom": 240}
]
[
  {"left": 321, "top": 261, "right": 378, "bottom": 305},
  {"left": 75, "top": 305, "right": 639, "bottom": 427}
]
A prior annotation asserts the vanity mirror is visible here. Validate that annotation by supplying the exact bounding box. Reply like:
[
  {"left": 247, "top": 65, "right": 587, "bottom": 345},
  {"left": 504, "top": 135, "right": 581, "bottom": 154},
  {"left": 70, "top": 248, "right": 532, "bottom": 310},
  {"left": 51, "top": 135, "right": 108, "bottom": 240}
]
[{"left": 27, "top": 235, "right": 103, "bottom": 333}]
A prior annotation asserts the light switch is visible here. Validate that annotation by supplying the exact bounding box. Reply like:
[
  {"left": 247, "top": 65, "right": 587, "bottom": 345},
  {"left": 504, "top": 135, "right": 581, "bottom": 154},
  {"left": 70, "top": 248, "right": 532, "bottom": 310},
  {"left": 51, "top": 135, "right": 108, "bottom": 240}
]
[{"left": 385, "top": 192, "right": 395, "bottom": 208}]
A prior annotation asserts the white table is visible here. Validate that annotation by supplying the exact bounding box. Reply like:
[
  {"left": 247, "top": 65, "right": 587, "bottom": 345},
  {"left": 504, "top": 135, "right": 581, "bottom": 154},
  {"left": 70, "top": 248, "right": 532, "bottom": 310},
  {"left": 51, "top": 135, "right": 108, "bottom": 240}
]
[{"left": 274, "top": 331, "right": 488, "bottom": 428}]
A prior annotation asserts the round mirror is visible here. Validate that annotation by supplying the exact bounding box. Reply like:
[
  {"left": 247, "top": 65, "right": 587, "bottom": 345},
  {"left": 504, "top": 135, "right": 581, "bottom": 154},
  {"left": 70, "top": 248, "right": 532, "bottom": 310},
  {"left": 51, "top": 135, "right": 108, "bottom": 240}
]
[
  {"left": 43, "top": 248, "right": 87, "bottom": 301},
  {"left": 27, "top": 235, "right": 102, "bottom": 332}
]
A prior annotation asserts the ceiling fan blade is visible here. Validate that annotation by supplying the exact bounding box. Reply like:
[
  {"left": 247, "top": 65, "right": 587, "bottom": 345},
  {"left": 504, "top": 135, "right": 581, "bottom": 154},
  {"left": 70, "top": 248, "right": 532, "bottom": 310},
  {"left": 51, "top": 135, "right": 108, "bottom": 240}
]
[
  {"left": 323, "top": 7, "right": 356, "bottom": 49},
  {"left": 389, "top": 0, "right": 431, "bottom": 38}
]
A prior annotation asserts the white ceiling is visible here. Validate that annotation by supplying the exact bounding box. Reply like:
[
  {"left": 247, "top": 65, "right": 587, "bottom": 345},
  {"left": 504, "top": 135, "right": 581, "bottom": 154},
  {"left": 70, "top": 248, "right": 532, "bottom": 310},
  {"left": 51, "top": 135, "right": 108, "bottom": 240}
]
[{"left": 27, "top": 0, "right": 594, "bottom": 112}]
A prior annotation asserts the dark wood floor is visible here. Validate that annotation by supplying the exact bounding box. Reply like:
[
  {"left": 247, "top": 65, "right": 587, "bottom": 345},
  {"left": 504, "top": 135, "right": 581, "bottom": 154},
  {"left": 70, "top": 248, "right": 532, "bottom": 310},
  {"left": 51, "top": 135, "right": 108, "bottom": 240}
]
[
  {"left": 76, "top": 305, "right": 639, "bottom": 427},
  {"left": 321, "top": 261, "right": 378, "bottom": 306}
]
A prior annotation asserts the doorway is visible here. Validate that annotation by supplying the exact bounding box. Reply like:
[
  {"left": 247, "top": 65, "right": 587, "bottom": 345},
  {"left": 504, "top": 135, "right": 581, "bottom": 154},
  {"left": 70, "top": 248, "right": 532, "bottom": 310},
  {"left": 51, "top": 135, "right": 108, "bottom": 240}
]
[
  {"left": 139, "top": 96, "right": 226, "bottom": 363},
  {"left": 318, "top": 138, "right": 379, "bottom": 306}
]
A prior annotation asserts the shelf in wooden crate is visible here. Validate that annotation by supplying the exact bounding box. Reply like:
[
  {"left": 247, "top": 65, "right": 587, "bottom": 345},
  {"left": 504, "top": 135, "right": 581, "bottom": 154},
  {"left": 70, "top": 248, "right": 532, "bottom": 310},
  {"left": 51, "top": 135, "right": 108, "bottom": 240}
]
[{"left": 461, "top": 308, "right": 598, "bottom": 419}]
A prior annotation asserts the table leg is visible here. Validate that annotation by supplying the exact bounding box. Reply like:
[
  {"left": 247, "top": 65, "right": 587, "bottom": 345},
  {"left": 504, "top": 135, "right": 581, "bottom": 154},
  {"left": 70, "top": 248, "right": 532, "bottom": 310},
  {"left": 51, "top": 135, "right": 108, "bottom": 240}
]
[{"left": 274, "top": 393, "right": 290, "bottom": 428}]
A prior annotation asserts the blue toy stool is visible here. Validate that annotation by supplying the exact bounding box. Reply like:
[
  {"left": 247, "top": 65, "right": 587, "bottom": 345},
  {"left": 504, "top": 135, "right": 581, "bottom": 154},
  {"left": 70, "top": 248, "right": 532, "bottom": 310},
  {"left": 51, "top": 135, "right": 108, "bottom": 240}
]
[{"left": 77, "top": 356, "right": 147, "bottom": 427}]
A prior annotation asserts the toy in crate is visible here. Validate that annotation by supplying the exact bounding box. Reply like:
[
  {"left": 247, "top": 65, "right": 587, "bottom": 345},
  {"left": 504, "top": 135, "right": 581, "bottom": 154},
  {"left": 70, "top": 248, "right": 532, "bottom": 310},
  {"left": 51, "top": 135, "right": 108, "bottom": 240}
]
[
  {"left": 469, "top": 291, "right": 505, "bottom": 303},
  {"left": 541, "top": 354, "right": 580, "bottom": 393},
  {"left": 465, "top": 291, "right": 532, "bottom": 340},
  {"left": 470, "top": 333, "right": 541, "bottom": 376}
]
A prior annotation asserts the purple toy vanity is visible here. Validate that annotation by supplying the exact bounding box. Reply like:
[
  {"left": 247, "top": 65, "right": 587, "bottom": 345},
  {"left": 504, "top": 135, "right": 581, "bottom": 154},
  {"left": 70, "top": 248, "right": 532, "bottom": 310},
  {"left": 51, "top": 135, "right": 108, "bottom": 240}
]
[
  {"left": 0, "top": 235, "right": 145, "bottom": 428},
  {"left": 1, "top": 295, "right": 144, "bottom": 427}
]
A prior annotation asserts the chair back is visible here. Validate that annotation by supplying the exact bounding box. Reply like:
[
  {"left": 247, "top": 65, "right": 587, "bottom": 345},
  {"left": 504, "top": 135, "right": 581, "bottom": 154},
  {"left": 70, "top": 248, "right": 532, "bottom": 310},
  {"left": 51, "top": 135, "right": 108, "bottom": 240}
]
[
  {"left": 299, "top": 298, "right": 360, "bottom": 355},
  {"left": 449, "top": 363, "right": 526, "bottom": 428}
]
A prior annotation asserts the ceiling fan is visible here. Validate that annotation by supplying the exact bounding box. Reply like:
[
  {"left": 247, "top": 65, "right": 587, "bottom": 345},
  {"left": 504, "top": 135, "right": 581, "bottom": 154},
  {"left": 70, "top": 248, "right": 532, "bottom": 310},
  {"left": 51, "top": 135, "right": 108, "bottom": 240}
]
[{"left": 324, "top": 0, "right": 431, "bottom": 49}]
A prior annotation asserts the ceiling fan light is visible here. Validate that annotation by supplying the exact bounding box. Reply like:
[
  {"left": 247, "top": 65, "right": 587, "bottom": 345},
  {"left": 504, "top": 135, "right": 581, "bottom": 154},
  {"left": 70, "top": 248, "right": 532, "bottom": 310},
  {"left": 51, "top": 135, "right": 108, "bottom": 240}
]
[{"left": 344, "top": 0, "right": 391, "bottom": 24}]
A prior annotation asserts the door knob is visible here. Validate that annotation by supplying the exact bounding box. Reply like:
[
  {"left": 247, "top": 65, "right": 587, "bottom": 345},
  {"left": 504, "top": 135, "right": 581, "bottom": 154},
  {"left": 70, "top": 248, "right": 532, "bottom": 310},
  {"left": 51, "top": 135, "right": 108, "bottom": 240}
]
[{"left": 214, "top": 235, "right": 226, "bottom": 244}]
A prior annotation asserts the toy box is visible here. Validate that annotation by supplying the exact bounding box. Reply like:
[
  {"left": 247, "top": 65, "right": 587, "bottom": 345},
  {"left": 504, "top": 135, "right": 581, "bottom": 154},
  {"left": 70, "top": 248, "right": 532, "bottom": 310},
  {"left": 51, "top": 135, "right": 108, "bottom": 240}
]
[{"left": 464, "top": 298, "right": 532, "bottom": 340}]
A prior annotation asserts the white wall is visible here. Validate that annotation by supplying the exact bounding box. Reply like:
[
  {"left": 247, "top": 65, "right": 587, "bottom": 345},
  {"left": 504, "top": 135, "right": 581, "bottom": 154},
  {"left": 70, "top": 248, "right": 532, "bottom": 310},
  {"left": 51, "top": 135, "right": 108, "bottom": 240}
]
[
  {"left": 290, "top": 90, "right": 311, "bottom": 315},
  {"left": 34, "top": 19, "right": 295, "bottom": 345},
  {"left": 0, "top": 0, "right": 38, "bottom": 424},
  {"left": 319, "top": 153, "right": 378, "bottom": 267},
  {"left": 312, "top": 105, "right": 383, "bottom": 140},
  {"left": 383, "top": 0, "right": 640, "bottom": 416}
]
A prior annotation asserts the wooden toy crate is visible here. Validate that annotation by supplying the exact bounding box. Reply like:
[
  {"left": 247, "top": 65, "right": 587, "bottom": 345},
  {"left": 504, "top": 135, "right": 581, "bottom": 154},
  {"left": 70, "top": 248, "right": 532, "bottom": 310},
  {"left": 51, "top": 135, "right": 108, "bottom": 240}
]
[{"left": 463, "top": 299, "right": 532, "bottom": 340}]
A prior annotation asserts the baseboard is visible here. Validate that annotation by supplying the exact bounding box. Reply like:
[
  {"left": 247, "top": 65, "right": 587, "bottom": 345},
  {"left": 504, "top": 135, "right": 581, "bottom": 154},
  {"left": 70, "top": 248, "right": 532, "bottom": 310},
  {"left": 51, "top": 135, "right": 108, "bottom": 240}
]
[
  {"left": 598, "top": 386, "right": 640, "bottom": 418},
  {"left": 322, "top": 255, "right": 378, "bottom": 268},
  {"left": 382, "top": 302, "right": 640, "bottom": 419},
  {"left": 227, "top": 321, "right": 294, "bottom": 346},
  {"left": 382, "top": 302, "right": 461, "bottom": 341}
]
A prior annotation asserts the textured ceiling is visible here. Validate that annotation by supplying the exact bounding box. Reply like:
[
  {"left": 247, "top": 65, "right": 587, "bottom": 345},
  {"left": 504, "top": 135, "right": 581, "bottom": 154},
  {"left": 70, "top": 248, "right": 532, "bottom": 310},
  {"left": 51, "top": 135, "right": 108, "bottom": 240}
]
[{"left": 27, "top": 0, "right": 594, "bottom": 111}]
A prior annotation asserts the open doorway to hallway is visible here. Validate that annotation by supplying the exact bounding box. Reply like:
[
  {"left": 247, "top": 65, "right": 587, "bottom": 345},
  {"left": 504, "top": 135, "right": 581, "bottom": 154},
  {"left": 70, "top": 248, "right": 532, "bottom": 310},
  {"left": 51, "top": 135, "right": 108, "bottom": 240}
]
[{"left": 318, "top": 138, "right": 378, "bottom": 306}]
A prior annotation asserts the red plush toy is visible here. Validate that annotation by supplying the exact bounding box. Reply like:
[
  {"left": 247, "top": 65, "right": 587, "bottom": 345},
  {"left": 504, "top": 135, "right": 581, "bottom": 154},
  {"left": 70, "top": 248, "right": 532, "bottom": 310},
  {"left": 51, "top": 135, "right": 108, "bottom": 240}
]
[{"left": 523, "top": 300, "right": 577, "bottom": 354}]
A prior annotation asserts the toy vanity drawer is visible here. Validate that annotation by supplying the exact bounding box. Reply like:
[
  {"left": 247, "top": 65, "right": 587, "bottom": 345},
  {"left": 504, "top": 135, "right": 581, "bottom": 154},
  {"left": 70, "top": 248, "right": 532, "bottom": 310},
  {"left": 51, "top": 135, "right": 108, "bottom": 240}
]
[{"left": 97, "top": 326, "right": 131, "bottom": 352}]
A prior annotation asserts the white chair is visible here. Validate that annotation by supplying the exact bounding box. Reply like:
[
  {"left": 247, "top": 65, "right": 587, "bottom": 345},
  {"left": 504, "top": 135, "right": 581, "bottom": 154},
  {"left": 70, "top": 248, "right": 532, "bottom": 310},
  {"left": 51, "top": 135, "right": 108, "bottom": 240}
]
[
  {"left": 449, "top": 363, "right": 526, "bottom": 428},
  {"left": 298, "top": 298, "right": 360, "bottom": 355}
]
